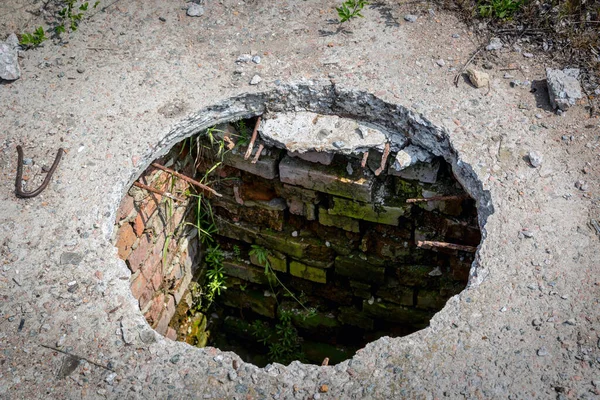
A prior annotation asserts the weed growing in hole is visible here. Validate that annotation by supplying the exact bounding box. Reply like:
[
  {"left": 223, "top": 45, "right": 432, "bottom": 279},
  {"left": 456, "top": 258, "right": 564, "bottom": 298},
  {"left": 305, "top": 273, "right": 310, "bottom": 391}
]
[
  {"left": 478, "top": 0, "right": 523, "bottom": 19},
  {"left": 336, "top": 0, "right": 369, "bottom": 23},
  {"left": 251, "top": 310, "right": 304, "bottom": 365},
  {"left": 233, "top": 120, "right": 251, "bottom": 148},
  {"left": 249, "top": 245, "right": 316, "bottom": 316},
  {"left": 200, "top": 245, "right": 227, "bottom": 311}
]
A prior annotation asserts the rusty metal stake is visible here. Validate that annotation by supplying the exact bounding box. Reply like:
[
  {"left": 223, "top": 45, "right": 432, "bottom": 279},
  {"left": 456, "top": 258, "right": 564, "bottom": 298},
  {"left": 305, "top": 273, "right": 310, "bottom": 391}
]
[
  {"left": 374, "top": 143, "right": 390, "bottom": 176},
  {"left": 244, "top": 116, "right": 262, "bottom": 160},
  {"left": 251, "top": 144, "right": 264, "bottom": 164},
  {"left": 151, "top": 162, "right": 222, "bottom": 197},
  {"left": 406, "top": 194, "right": 470, "bottom": 203},
  {"left": 417, "top": 240, "right": 477, "bottom": 253},
  {"left": 133, "top": 181, "right": 185, "bottom": 202}
]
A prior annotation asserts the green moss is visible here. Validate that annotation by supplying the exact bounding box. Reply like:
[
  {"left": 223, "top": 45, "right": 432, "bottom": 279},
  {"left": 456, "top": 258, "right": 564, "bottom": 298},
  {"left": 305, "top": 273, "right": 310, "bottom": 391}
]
[{"left": 290, "top": 260, "right": 327, "bottom": 284}]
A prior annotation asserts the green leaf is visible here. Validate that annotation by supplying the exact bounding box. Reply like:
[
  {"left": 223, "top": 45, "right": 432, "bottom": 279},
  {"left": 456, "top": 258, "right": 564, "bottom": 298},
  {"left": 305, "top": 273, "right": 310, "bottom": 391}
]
[
  {"left": 79, "top": 2, "right": 89, "bottom": 11},
  {"left": 94, "top": 1, "right": 101, "bottom": 8}
]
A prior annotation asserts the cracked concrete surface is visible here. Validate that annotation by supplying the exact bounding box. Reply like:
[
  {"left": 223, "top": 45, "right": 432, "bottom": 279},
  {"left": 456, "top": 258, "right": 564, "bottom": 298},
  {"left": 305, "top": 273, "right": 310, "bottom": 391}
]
[{"left": 1, "top": 0, "right": 599, "bottom": 398}]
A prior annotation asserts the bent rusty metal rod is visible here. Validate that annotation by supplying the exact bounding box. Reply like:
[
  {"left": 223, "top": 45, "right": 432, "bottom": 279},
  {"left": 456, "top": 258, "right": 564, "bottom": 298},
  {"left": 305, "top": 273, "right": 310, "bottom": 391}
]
[
  {"left": 244, "top": 116, "right": 262, "bottom": 160},
  {"left": 406, "top": 194, "right": 470, "bottom": 203},
  {"left": 133, "top": 181, "right": 186, "bottom": 202},
  {"left": 15, "top": 145, "right": 64, "bottom": 198},
  {"left": 417, "top": 240, "right": 477, "bottom": 253}
]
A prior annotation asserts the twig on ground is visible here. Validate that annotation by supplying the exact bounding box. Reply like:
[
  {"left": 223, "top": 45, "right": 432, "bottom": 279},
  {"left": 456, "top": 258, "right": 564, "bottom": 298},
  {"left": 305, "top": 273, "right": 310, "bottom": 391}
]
[
  {"left": 151, "top": 162, "right": 222, "bottom": 197},
  {"left": 40, "top": 344, "right": 114, "bottom": 372},
  {"left": 244, "top": 116, "right": 262, "bottom": 160},
  {"left": 454, "top": 45, "right": 485, "bottom": 87},
  {"left": 417, "top": 240, "right": 477, "bottom": 253}
]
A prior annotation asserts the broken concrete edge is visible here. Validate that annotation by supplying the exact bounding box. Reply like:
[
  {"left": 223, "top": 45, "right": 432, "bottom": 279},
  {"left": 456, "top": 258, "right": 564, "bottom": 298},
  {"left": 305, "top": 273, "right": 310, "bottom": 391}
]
[{"left": 103, "top": 80, "right": 492, "bottom": 365}]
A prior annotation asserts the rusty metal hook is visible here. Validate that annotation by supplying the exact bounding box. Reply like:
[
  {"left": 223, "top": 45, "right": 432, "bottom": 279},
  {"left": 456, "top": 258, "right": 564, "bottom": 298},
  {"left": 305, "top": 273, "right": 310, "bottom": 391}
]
[{"left": 15, "top": 145, "right": 64, "bottom": 198}]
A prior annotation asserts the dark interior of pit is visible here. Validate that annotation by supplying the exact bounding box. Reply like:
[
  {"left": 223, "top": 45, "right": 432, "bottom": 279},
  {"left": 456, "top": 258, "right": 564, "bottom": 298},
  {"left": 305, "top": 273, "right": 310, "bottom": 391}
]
[{"left": 149, "top": 116, "right": 480, "bottom": 367}]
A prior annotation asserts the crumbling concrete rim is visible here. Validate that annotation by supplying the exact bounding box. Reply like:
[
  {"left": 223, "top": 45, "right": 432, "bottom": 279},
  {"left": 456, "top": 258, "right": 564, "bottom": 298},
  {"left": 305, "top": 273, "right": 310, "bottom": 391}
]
[{"left": 108, "top": 81, "right": 493, "bottom": 370}]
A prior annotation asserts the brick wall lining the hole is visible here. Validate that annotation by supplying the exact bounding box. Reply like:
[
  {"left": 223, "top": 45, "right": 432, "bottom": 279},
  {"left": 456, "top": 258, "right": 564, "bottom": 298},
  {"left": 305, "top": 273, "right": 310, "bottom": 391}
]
[{"left": 114, "top": 166, "right": 198, "bottom": 340}]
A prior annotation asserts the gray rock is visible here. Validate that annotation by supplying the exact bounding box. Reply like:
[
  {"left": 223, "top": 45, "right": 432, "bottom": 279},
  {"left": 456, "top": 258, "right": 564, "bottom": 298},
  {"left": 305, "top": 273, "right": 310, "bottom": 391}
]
[
  {"left": 22, "top": 158, "right": 33, "bottom": 165},
  {"left": 228, "top": 371, "right": 238, "bottom": 381},
  {"left": 5, "top": 33, "right": 19, "bottom": 48},
  {"left": 139, "top": 329, "right": 156, "bottom": 344},
  {"left": 451, "top": 33, "right": 460, "bottom": 38},
  {"left": 486, "top": 37, "right": 503, "bottom": 51},
  {"left": 236, "top": 54, "right": 252, "bottom": 63},
  {"left": 523, "top": 52, "right": 534, "bottom": 58},
  {"left": 105, "top": 372, "right": 117, "bottom": 385},
  {"left": 404, "top": 14, "right": 417, "bottom": 22},
  {"left": 435, "top": 59, "right": 445, "bottom": 67},
  {"left": 537, "top": 347, "right": 549, "bottom": 356},
  {"left": 546, "top": 68, "right": 583, "bottom": 111},
  {"left": 527, "top": 151, "right": 542, "bottom": 168},
  {"left": 249, "top": 75, "right": 262, "bottom": 85},
  {"left": 575, "top": 180, "right": 588, "bottom": 191},
  {"left": 186, "top": 3, "right": 205, "bottom": 17},
  {"left": 0, "top": 35, "right": 21, "bottom": 81},
  {"left": 251, "top": 55, "right": 261, "bottom": 64}
]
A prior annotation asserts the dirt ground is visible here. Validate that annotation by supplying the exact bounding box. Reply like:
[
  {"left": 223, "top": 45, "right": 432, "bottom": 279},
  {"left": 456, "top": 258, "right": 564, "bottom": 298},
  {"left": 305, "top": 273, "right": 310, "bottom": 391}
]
[{"left": 0, "top": 0, "right": 599, "bottom": 399}]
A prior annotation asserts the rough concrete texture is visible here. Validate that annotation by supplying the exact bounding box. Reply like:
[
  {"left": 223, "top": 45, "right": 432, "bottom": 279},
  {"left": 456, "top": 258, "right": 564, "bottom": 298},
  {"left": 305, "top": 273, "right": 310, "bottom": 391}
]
[
  {"left": 1, "top": 1, "right": 599, "bottom": 399},
  {"left": 545, "top": 68, "right": 583, "bottom": 111}
]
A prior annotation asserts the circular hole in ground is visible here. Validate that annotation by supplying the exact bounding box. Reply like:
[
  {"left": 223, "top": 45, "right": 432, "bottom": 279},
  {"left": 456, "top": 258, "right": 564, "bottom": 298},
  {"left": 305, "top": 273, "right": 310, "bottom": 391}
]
[{"left": 113, "top": 91, "right": 488, "bottom": 367}]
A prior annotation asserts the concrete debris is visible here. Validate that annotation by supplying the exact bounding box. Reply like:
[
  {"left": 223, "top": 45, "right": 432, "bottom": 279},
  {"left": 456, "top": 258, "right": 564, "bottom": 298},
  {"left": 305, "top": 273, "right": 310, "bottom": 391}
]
[
  {"left": 259, "top": 112, "right": 390, "bottom": 155},
  {"left": 0, "top": 33, "right": 21, "bottom": 81},
  {"left": 249, "top": 75, "right": 262, "bottom": 85},
  {"left": 485, "top": 37, "right": 503, "bottom": 51},
  {"left": 186, "top": 3, "right": 205, "bottom": 17},
  {"left": 236, "top": 54, "right": 252, "bottom": 63},
  {"left": 390, "top": 145, "right": 434, "bottom": 171},
  {"left": 546, "top": 68, "right": 583, "bottom": 111},
  {"left": 466, "top": 68, "right": 489, "bottom": 88}
]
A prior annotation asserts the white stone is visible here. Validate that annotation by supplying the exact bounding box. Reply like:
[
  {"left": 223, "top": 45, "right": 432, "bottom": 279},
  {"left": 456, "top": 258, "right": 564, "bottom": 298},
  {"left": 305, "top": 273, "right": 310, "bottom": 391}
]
[
  {"left": 249, "top": 75, "right": 262, "bottom": 85},
  {"left": 466, "top": 68, "right": 489, "bottom": 88},
  {"left": 390, "top": 145, "right": 434, "bottom": 171}
]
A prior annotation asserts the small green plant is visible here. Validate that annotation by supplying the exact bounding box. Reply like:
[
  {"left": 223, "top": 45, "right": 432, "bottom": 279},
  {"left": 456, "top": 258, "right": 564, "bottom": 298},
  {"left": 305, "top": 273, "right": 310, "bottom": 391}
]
[
  {"left": 336, "top": 0, "right": 369, "bottom": 23},
  {"left": 56, "top": 0, "right": 100, "bottom": 34},
  {"left": 233, "top": 120, "right": 250, "bottom": 148},
  {"left": 19, "top": 27, "right": 47, "bottom": 48},
  {"left": 478, "top": 0, "right": 522, "bottom": 19},
  {"left": 251, "top": 310, "right": 304, "bottom": 364},
  {"left": 233, "top": 245, "right": 241, "bottom": 259},
  {"left": 202, "top": 245, "right": 227, "bottom": 310}
]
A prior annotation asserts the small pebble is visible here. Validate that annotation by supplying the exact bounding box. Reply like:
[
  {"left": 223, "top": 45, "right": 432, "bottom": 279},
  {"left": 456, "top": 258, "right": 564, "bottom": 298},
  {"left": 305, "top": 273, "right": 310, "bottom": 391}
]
[
  {"left": 436, "top": 59, "right": 445, "bottom": 67},
  {"left": 236, "top": 54, "right": 252, "bottom": 63},
  {"left": 575, "top": 180, "right": 588, "bottom": 191},
  {"left": 170, "top": 354, "right": 180, "bottom": 364},
  {"left": 76, "top": 67, "right": 85, "bottom": 73},
  {"left": 535, "top": 113, "right": 542, "bottom": 119},
  {"left": 22, "top": 158, "right": 33, "bottom": 165},
  {"left": 186, "top": 3, "right": 204, "bottom": 17},
  {"left": 249, "top": 75, "right": 262, "bottom": 85},
  {"left": 105, "top": 372, "right": 117, "bottom": 385},
  {"left": 537, "top": 347, "right": 549, "bottom": 356},
  {"left": 451, "top": 33, "right": 460, "bottom": 38},
  {"left": 159, "top": 16, "right": 166, "bottom": 22},
  {"left": 291, "top": 231, "right": 298, "bottom": 237},
  {"left": 532, "top": 319, "right": 542, "bottom": 326},
  {"left": 251, "top": 55, "right": 261, "bottom": 64},
  {"left": 527, "top": 151, "right": 542, "bottom": 168},
  {"left": 404, "top": 14, "right": 417, "bottom": 22},
  {"left": 523, "top": 52, "right": 534, "bottom": 58},
  {"left": 499, "top": 306, "right": 507, "bottom": 312}
]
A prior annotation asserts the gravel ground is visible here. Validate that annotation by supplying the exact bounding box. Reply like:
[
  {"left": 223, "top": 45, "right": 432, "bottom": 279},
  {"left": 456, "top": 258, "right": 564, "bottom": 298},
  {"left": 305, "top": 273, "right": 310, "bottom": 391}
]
[{"left": 0, "top": 1, "right": 599, "bottom": 399}]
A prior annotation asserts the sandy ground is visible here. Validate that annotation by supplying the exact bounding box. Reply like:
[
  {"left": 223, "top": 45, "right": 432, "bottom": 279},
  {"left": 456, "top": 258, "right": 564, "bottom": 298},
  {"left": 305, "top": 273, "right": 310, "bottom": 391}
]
[{"left": 0, "top": 0, "right": 599, "bottom": 398}]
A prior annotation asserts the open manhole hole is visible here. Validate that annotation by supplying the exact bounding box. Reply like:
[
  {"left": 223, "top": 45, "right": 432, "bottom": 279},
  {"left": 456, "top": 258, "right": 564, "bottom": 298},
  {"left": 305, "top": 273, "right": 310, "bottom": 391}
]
[{"left": 113, "top": 105, "right": 484, "bottom": 367}]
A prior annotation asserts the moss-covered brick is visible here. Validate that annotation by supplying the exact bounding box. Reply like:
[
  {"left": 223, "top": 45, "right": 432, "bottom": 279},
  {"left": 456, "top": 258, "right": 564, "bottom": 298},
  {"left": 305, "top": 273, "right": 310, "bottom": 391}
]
[
  {"left": 250, "top": 251, "right": 287, "bottom": 273},
  {"left": 279, "top": 303, "right": 340, "bottom": 330},
  {"left": 290, "top": 260, "right": 327, "bottom": 284},
  {"left": 362, "top": 300, "right": 433, "bottom": 325},
  {"left": 256, "top": 228, "right": 335, "bottom": 265},
  {"left": 221, "top": 288, "right": 277, "bottom": 318},
  {"left": 349, "top": 281, "right": 372, "bottom": 299},
  {"left": 327, "top": 197, "right": 408, "bottom": 226},
  {"left": 277, "top": 184, "right": 321, "bottom": 204},
  {"left": 279, "top": 156, "right": 374, "bottom": 202},
  {"left": 223, "top": 148, "right": 281, "bottom": 180},
  {"left": 376, "top": 284, "right": 414, "bottom": 306},
  {"left": 318, "top": 208, "right": 360, "bottom": 233},
  {"left": 393, "top": 264, "right": 438, "bottom": 287},
  {"left": 214, "top": 216, "right": 258, "bottom": 244},
  {"left": 213, "top": 197, "right": 286, "bottom": 231},
  {"left": 338, "top": 306, "right": 375, "bottom": 330},
  {"left": 335, "top": 255, "right": 385, "bottom": 284},
  {"left": 222, "top": 261, "right": 268, "bottom": 284}
]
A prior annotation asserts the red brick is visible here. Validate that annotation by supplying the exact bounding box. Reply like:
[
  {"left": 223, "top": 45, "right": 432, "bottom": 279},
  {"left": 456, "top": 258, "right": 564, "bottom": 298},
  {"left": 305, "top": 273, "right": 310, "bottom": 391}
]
[
  {"left": 133, "top": 213, "right": 145, "bottom": 237},
  {"left": 150, "top": 262, "right": 164, "bottom": 291},
  {"left": 154, "top": 295, "right": 175, "bottom": 335},
  {"left": 130, "top": 271, "right": 148, "bottom": 300},
  {"left": 115, "top": 223, "right": 136, "bottom": 260},
  {"left": 117, "top": 195, "right": 135, "bottom": 221},
  {"left": 166, "top": 327, "right": 177, "bottom": 341},
  {"left": 126, "top": 233, "right": 152, "bottom": 273},
  {"left": 143, "top": 293, "right": 165, "bottom": 326},
  {"left": 138, "top": 286, "right": 153, "bottom": 310}
]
